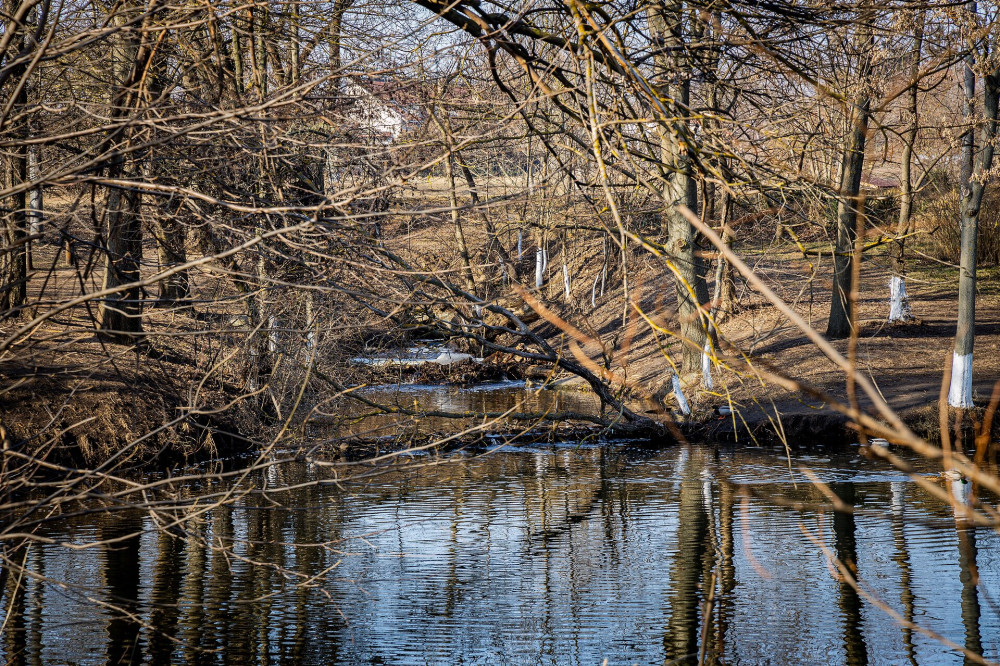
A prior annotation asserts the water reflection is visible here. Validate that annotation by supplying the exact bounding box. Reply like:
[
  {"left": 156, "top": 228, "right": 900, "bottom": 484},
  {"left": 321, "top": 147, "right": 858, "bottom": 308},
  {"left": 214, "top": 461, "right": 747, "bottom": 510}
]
[
  {"left": 831, "top": 483, "right": 867, "bottom": 666},
  {"left": 953, "top": 478, "right": 983, "bottom": 666},
  {"left": 663, "top": 448, "right": 713, "bottom": 664},
  {"left": 2, "top": 444, "right": 998, "bottom": 665},
  {"left": 322, "top": 381, "right": 601, "bottom": 437},
  {"left": 890, "top": 481, "right": 918, "bottom": 665},
  {"left": 102, "top": 517, "right": 143, "bottom": 665}
]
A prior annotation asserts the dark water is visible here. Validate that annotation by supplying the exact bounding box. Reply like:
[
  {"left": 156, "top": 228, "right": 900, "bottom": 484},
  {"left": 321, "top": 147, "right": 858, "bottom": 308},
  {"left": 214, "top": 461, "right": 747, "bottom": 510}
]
[
  {"left": 320, "top": 380, "right": 602, "bottom": 438},
  {"left": 2, "top": 443, "right": 999, "bottom": 665}
]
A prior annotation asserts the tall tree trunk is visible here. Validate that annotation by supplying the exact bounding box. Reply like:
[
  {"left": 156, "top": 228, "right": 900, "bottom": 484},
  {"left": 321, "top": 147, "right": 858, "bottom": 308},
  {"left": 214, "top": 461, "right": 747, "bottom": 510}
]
[
  {"left": 329, "top": 1, "right": 346, "bottom": 77},
  {"left": 98, "top": 6, "right": 150, "bottom": 340},
  {"left": 826, "top": 126, "right": 867, "bottom": 339},
  {"left": 289, "top": 0, "right": 300, "bottom": 85},
  {"left": 1, "top": 142, "right": 28, "bottom": 315},
  {"left": 445, "top": 152, "right": 476, "bottom": 296},
  {"left": 249, "top": 3, "right": 268, "bottom": 99},
  {"left": 949, "top": 64, "right": 1000, "bottom": 408},
  {"left": 99, "top": 175, "right": 144, "bottom": 338},
  {"left": 827, "top": 11, "right": 874, "bottom": 340},
  {"left": 26, "top": 146, "right": 40, "bottom": 272},
  {"left": 889, "top": 9, "right": 925, "bottom": 324},
  {"left": 649, "top": 0, "right": 710, "bottom": 374},
  {"left": 715, "top": 187, "right": 736, "bottom": 318},
  {"left": 230, "top": 17, "right": 244, "bottom": 95},
  {"left": 1, "top": 1, "right": 29, "bottom": 315}
]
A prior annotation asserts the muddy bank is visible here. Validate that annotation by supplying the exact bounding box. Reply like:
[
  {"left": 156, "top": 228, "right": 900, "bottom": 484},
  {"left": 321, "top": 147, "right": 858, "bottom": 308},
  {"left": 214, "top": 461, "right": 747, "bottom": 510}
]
[
  {"left": 2, "top": 332, "right": 993, "bottom": 471},
  {"left": 0, "top": 363, "right": 258, "bottom": 470},
  {"left": 307, "top": 388, "right": 998, "bottom": 464},
  {"left": 4, "top": 366, "right": 989, "bottom": 471}
]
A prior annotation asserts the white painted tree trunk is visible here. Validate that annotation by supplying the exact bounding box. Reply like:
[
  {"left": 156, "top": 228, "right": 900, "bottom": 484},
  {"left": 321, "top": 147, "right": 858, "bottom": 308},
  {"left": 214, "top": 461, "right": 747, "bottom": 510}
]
[
  {"left": 591, "top": 274, "right": 600, "bottom": 308},
  {"left": 701, "top": 341, "right": 713, "bottom": 389},
  {"left": 517, "top": 230, "right": 523, "bottom": 258},
  {"left": 888, "top": 275, "right": 912, "bottom": 323},
  {"left": 948, "top": 351, "right": 973, "bottom": 408},
  {"left": 535, "top": 248, "right": 544, "bottom": 289},
  {"left": 28, "top": 147, "right": 41, "bottom": 235},
  {"left": 247, "top": 345, "right": 259, "bottom": 392},
  {"left": 268, "top": 315, "right": 279, "bottom": 354},
  {"left": 672, "top": 372, "right": 691, "bottom": 416},
  {"left": 562, "top": 263, "right": 571, "bottom": 301}
]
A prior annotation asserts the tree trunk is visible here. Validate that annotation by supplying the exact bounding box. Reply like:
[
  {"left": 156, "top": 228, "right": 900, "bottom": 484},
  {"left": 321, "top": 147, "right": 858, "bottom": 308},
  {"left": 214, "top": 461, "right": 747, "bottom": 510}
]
[
  {"left": 99, "top": 175, "right": 144, "bottom": 338},
  {"left": 26, "top": 146, "right": 41, "bottom": 272},
  {"left": 152, "top": 214, "right": 190, "bottom": 304},
  {"left": 1, "top": 3, "right": 29, "bottom": 315},
  {"left": 97, "top": 7, "right": 149, "bottom": 340},
  {"left": 249, "top": 4, "right": 268, "bottom": 99},
  {"left": 827, "top": 12, "right": 874, "bottom": 340},
  {"left": 230, "top": 18, "right": 244, "bottom": 95},
  {"left": 716, "top": 187, "right": 736, "bottom": 319},
  {"left": 328, "top": 0, "right": 350, "bottom": 77},
  {"left": 826, "top": 97, "right": 871, "bottom": 339},
  {"left": 444, "top": 153, "right": 476, "bottom": 297},
  {"left": 289, "top": 0, "right": 300, "bottom": 85},
  {"left": 950, "top": 65, "right": 1000, "bottom": 408},
  {"left": 1, "top": 143, "right": 28, "bottom": 315},
  {"left": 889, "top": 10, "right": 924, "bottom": 324},
  {"left": 648, "top": 0, "right": 709, "bottom": 374}
]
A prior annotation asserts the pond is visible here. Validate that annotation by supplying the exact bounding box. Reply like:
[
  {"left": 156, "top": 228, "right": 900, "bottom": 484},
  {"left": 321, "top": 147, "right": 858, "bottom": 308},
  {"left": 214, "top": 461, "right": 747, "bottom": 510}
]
[{"left": 2, "top": 438, "right": 997, "bottom": 665}]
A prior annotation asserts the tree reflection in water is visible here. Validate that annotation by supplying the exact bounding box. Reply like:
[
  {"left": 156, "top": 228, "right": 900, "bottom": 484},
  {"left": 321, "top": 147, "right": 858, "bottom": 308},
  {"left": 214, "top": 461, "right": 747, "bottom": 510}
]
[{"left": 0, "top": 445, "right": 995, "bottom": 665}]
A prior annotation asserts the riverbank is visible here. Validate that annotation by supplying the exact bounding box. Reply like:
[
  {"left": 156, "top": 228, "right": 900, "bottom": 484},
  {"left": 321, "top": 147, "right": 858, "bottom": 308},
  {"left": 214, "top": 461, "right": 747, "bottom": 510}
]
[
  {"left": 3, "top": 216, "right": 1000, "bottom": 469},
  {"left": 0, "top": 344, "right": 258, "bottom": 469}
]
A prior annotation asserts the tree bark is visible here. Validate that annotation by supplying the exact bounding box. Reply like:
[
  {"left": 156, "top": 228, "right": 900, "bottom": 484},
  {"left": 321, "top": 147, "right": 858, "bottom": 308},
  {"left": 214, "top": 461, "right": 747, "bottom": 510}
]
[
  {"left": 152, "top": 213, "right": 190, "bottom": 304},
  {"left": 648, "top": 0, "right": 710, "bottom": 373},
  {"left": 97, "top": 5, "right": 152, "bottom": 340},
  {"left": 230, "top": 16, "right": 244, "bottom": 95},
  {"left": 328, "top": 0, "right": 350, "bottom": 77},
  {"left": 889, "top": 9, "right": 924, "bottom": 324},
  {"left": 445, "top": 152, "right": 476, "bottom": 296},
  {"left": 716, "top": 187, "right": 736, "bottom": 318},
  {"left": 826, "top": 18, "right": 873, "bottom": 340},
  {"left": 949, "top": 63, "right": 1000, "bottom": 408},
  {"left": 1, "top": 1, "right": 29, "bottom": 315}
]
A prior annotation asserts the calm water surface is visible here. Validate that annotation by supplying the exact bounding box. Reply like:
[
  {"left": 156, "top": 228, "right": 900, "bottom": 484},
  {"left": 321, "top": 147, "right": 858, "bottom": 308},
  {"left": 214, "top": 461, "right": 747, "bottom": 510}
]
[{"left": 2, "top": 441, "right": 998, "bottom": 665}]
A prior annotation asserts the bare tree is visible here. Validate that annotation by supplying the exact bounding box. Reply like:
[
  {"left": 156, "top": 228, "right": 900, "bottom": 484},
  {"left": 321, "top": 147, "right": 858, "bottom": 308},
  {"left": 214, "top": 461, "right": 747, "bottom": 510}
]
[{"left": 949, "top": 4, "right": 1000, "bottom": 408}]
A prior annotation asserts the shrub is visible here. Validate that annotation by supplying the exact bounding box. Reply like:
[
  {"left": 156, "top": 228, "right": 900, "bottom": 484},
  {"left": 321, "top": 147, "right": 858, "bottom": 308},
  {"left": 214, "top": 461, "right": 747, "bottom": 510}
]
[{"left": 923, "top": 188, "right": 1000, "bottom": 266}]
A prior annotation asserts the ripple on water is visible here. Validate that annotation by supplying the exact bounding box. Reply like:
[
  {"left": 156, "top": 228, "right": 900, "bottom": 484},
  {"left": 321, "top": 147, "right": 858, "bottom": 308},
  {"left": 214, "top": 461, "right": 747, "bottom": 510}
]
[{"left": 5, "top": 445, "right": 999, "bottom": 665}]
